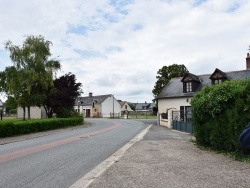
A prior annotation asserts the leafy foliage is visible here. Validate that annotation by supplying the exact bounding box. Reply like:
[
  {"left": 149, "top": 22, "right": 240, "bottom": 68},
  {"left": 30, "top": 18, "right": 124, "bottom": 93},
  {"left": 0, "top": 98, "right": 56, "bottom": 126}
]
[
  {"left": 1, "top": 35, "right": 61, "bottom": 119},
  {"left": 4, "top": 96, "right": 17, "bottom": 114},
  {"left": 191, "top": 79, "right": 250, "bottom": 154},
  {"left": 43, "top": 73, "right": 82, "bottom": 118},
  {"left": 152, "top": 64, "right": 188, "bottom": 102}
]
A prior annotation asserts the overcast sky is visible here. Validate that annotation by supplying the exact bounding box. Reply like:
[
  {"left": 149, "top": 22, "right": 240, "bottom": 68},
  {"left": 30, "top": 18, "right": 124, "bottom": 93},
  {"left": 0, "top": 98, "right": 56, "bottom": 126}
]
[{"left": 0, "top": 0, "right": 250, "bottom": 103}]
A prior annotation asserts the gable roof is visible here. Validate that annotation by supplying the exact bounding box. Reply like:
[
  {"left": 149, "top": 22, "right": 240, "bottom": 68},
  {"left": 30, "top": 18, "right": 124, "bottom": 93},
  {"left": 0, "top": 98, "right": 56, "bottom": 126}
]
[
  {"left": 157, "top": 69, "right": 250, "bottom": 99},
  {"left": 75, "top": 94, "right": 112, "bottom": 106},
  {"left": 181, "top": 72, "right": 201, "bottom": 82},
  {"left": 209, "top": 68, "right": 229, "bottom": 80},
  {"left": 135, "top": 102, "right": 156, "bottom": 110}
]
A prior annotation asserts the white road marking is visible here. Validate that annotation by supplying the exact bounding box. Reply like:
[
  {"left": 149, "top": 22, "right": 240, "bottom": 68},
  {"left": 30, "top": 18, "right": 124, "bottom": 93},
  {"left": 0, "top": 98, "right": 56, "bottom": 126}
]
[{"left": 69, "top": 124, "right": 152, "bottom": 188}]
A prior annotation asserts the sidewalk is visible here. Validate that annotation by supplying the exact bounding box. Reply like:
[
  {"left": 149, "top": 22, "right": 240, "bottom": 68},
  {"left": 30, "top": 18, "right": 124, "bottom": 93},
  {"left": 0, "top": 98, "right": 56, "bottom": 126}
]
[{"left": 88, "top": 125, "right": 250, "bottom": 188}]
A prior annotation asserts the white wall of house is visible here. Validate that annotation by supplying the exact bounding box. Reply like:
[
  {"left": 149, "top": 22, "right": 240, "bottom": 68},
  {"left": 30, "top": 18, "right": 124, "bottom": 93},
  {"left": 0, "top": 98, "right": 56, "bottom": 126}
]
[
  {"left": 101, "top": 96, "right": 121, "bottom": 117},
  {"left": 158, "top": 97, "right": 191, "bottom": 127},
  {"left": 17, "top": 106, "right": 47, "bottom": 119},
  {"left": 158, "top": 97, "right": 191, "bottom": 114},
  {"left": 121, "top": 102, "right": 133, "bottom": 112}
]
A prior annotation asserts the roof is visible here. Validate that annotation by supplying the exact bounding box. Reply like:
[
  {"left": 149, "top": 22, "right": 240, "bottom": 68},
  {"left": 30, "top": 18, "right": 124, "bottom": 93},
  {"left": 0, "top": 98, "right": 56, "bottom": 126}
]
[
  {"left": 181, "top": 72, "right": 201, "bottom": 82},
  {"left": 119, "top": 101, "right": 126, "bottom": 107},
  {"left": 157, "top": 69, "right": 250, "bottom": 99},
  {"left": 75, "top": 94, "right": 112, "bottom": 106},
  {"left": 135, "top": 102, "right": 156, "bottom": 110}
]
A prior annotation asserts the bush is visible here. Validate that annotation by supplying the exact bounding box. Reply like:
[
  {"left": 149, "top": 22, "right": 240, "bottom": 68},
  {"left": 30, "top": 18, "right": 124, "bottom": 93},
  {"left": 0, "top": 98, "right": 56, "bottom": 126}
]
[
  {"left": 0, "top": 116, "right": 84, "bottom": 137},
  {"left": 191, "top": 79, "right": 250, "bottom": 154},
  {"left": 55, "top": 107, "right": 78, "bottom": 118},
  {"left": 9, "top": 109, "right": 17, "bottom": 114}
]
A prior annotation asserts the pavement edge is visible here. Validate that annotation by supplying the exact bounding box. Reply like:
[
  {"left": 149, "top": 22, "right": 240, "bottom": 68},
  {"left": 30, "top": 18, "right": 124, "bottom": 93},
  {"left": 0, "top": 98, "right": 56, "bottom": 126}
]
[{"left": 69, "top": 124, "right": 152, "bottom": 188}]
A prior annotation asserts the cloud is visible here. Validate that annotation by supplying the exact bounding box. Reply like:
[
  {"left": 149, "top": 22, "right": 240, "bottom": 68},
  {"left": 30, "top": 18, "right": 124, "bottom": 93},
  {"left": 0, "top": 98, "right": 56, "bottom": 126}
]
[{"left": 0, "top": 0, "right": 250, "bottom": 103}]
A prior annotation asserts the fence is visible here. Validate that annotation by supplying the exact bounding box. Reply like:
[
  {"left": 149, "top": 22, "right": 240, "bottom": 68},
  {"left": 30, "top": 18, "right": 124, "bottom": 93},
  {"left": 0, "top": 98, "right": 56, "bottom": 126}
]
[{"left": 172, "top": 110, "right": 193, "bottom": 134}]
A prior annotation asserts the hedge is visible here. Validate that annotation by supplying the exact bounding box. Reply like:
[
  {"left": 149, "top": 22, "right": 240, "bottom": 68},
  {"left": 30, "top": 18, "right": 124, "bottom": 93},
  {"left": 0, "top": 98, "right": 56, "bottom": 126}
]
[
  {"left": 0, "top": 116, "right": 84, "bottom": 137},
  {"left": 191, "top": 79, "right": 250, "bottom": 154}
]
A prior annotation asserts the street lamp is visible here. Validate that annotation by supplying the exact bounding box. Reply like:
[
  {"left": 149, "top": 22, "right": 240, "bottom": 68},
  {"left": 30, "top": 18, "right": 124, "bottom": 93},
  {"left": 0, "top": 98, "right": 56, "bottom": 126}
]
[
  {"left": 113, "top": 94, "right": 114, "bottom": 118},
  {"left": 77, "top": 99, "right": 80, "bottom": 114},
  {"left": 110, "top": 94, "right": 115, "bottom": 118}
]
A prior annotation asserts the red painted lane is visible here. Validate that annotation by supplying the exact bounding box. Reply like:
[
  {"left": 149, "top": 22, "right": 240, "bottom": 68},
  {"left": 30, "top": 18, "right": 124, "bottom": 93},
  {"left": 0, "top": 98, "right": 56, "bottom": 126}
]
[{"left": 0, "top": 120, "right": 121, "bottom": 164}]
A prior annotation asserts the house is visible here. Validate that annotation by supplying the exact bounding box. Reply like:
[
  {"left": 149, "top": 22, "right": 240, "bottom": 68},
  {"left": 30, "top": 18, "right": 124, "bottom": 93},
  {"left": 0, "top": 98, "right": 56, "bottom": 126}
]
[
  {"left": 158, "top": 53, "right": 250, "bottom": 128},
  {"left": 119, "top": 101, "right": 133, "bottom": 115},
  {"left": 74, "top": 92, "right": 121, "bottom": 118},
  {"left": 135, "top": 102, "right": 156, "bottom": 112}
]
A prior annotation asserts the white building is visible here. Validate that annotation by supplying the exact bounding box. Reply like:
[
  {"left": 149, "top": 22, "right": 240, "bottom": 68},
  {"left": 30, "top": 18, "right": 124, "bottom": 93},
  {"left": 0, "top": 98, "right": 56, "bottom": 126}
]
[
  {"left": 158, "top": 53, "right": 250, "bottom": 128},
  {"left": 74, "top": 92, "right": 121, "bottom": 118}
]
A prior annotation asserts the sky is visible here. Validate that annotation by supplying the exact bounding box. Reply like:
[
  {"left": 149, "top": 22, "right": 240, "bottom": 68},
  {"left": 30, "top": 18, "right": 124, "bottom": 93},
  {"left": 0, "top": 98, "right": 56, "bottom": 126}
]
[{"left": 0, "top": 0, "right": 250, "bottom": 103}]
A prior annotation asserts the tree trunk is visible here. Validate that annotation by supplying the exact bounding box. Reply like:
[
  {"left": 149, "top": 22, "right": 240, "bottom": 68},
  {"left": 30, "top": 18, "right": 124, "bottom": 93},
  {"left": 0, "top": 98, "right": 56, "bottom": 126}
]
[
  {"left": 28, "top": 106, "right": 31, "bottom": 119},
  {"left": 43, "top": 105, "right": 53, "bottom": 118},
  {"left": 22, "top": 106, "right": 26, "bottom": 121}
]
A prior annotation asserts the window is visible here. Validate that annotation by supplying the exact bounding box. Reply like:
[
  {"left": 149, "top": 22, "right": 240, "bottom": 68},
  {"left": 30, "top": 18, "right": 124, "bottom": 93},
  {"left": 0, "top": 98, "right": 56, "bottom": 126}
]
[
  {"left": 213, "top": 79, "right": 222, "bottom": 85},
  {"left": 125, "top": 105, "right": 127, "bottom": 109},
  {"left": 186, "top": 82, "right": 192, "bottom": 92}
]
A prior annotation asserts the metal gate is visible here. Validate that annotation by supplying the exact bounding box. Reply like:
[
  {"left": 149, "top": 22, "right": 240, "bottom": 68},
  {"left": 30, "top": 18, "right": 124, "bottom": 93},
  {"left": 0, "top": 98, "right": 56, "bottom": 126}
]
[{"left": 172, "top": 110, "right": 193, "bottom": 134}]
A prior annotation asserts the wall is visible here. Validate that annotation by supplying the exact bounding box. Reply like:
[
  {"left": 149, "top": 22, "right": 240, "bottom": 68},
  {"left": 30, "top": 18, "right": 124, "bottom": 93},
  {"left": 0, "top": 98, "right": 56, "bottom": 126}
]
[
  {"left": 17, "top": 106, "right": 43, "bottom": 119},
  {"left": 120, "top": 102, "right": 133, "bottom": 113},
  {"left": 158, "top": 97, "right": 191, "bottom": 127},
  {"left": 158, "top": 97, "right": 191, "bottom": 113},
  {"left": 101, "top": 96, "right": 121, "bottom": 117}
]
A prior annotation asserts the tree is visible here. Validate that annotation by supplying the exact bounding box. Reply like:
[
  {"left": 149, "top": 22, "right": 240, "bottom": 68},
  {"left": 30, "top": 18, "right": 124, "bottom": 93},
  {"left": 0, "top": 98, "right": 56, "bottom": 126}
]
[
  {"left": 1, "top": 35, "right": 61, "bottom": 120},
  {"left": 43, "top": 73, "right": 82, "bottom": 118},
  {"left": 152, "top": 64, "right": 188, "bottom": 103},
  {"left": 5, "top": 96, "right": 18, "bottom": 114}
]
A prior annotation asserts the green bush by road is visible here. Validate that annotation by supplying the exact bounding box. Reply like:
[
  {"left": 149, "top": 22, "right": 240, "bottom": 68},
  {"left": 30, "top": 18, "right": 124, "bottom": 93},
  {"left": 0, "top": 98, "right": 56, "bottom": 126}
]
[
  {"left": 0, "top": 116, "right": 84, "bottom": 137},
  {"left": 191, "top": 79, "right": 250, "bottom": 156}
]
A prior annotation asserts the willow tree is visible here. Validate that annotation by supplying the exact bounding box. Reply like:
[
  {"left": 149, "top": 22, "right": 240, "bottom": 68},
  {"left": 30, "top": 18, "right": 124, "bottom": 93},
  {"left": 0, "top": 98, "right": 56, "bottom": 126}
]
[{"left": 2, "top": 35, "right": 61, "bottom": 120}]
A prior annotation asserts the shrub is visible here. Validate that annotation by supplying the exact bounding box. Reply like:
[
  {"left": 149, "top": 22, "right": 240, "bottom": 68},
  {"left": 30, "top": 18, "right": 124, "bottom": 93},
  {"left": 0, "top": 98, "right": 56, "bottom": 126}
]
[
  {"left": 191, "top": 79, "right": 250, "bottom": 153},
  {"left": 0, "top": 116, "right": 84, "bottom": 137},
  {"left": 55, "top": 107, "right": 78, "bottom": 118}
]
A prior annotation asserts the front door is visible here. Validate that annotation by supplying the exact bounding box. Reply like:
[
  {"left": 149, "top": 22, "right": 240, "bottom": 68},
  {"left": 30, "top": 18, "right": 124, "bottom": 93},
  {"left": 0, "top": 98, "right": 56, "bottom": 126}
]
[{"left": 86, "top": 109, "right": 90, "bottom": 117}]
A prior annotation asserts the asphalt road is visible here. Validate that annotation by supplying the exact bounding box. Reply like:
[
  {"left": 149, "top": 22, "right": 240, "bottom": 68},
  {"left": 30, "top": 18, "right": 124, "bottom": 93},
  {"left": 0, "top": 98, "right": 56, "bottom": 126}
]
[{"left": 0, "top": 119, "right": 152, "bottom": 188}]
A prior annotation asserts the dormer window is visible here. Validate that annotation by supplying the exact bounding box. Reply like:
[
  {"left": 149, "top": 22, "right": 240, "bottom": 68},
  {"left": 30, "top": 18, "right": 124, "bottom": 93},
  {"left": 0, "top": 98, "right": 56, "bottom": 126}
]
[
  {"left": 213, "top": 79, "right": 223, "bottom": 84},
  {"left": 181, "top": 73, "right": 201, "bottom": 93},
  {"left": 209, "top": 68, "right": 229, "bottom": 85}
]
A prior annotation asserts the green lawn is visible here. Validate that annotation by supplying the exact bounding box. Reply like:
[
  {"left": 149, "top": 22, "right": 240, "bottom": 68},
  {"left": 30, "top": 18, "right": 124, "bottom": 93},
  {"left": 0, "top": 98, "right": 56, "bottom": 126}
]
[{"left": 127, "top": 115, "right": 157, "bottom": 119}]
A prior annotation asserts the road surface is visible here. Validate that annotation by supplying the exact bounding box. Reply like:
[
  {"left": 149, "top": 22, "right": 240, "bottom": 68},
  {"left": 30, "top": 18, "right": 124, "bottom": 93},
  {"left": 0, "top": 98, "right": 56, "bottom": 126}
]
[{"left": 0, "top": 119, "right": 153, "bottom": 188}]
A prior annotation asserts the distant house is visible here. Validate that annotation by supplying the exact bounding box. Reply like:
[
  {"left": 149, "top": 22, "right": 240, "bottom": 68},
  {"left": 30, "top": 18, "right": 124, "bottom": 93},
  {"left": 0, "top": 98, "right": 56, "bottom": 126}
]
[
  {"left": 157, "top": 53, "right": 250, "bottom": 128},
  {"left": 119, "top": 101, "right": 133, "bottom": 115},
  {"left": 74, "top": 92, "right": 121, "bottom": 118},
  {"left": 135, "top": 102, "right": 156, "bottom": 112}
]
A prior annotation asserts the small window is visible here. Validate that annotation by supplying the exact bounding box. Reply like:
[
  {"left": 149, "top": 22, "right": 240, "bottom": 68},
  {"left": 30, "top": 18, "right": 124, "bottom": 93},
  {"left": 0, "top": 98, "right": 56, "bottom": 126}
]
[
  {"left": 186, "top": 82, "right": 192, "bottom": 92},
  {"left": 125, "top": 105, "right": 127, "bottom": 109},
  {"left": 213, "top": 79, "right": 222, "bottom": 85}
]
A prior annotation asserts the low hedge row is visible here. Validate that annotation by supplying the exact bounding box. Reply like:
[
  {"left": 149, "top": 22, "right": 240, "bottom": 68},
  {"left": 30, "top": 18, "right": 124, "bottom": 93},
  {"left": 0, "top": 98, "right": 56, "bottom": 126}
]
[{"left": 0, "top": 116, "right": 84, "bottom": 137}]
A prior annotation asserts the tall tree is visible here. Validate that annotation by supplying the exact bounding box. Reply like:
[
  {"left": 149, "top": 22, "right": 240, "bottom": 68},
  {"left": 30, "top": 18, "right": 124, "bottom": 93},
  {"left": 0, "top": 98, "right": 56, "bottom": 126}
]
[
  {"left": 2, "top": 35, "right": 61, "bottom": 119},
  {"left": 43, "top": 73, "right": 82, "bottom": 118},
  {"left": 152, "top": 64, "right": 188, "bottom": 103}
]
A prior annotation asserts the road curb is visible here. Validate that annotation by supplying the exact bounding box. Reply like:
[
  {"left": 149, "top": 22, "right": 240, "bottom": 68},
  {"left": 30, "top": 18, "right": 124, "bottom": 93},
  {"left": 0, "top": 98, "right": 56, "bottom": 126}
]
[{"left": 69, "top": 124, "right": 152, "bottom": 188}]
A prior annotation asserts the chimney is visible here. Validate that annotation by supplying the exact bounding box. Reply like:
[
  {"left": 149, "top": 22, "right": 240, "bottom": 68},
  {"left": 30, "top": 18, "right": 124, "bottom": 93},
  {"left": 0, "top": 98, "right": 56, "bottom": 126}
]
[
  {"left": 246, "top": 53, "right": 250, "bottom": 69},
  {"left": 89, "top": 92, "right": 93, "bottom": 98}
]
